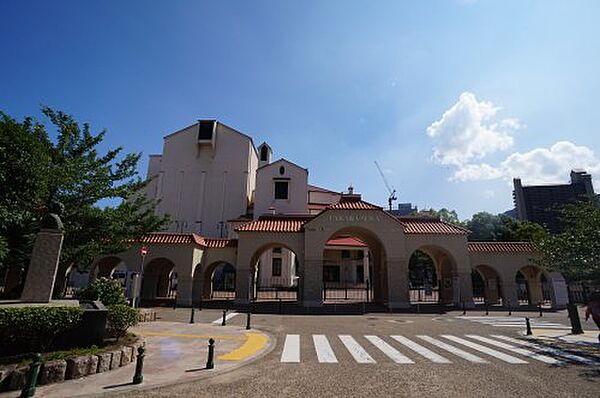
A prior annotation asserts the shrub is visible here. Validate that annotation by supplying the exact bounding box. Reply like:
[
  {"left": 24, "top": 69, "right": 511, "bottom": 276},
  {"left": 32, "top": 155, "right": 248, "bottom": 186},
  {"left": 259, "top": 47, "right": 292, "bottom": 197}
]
[
  {"left": 76, "top": 278, "right": 127, "bottom": 306},
  {"left": 106, "top": 304, "right": 139, "bottom": 338},
  {"left": 0, "top": 306, "right": 83, "bottom": 355}
]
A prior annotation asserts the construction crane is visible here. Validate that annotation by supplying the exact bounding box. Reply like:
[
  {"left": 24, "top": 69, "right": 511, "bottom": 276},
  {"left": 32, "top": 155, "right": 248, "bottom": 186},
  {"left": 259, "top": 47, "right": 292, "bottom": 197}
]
[{"left": 374, "top": 161, "right": 397, "bottom": 211}]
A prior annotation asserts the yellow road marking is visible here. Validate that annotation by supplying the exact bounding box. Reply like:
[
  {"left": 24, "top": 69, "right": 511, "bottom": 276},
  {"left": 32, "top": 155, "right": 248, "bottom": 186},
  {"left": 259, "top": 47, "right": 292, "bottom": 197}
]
[
  {"left": 218, "top": 332, "right": 269, "bottom": 361},
  {"left": 138, "top": 331, "right": 246, "bottom": 341}
]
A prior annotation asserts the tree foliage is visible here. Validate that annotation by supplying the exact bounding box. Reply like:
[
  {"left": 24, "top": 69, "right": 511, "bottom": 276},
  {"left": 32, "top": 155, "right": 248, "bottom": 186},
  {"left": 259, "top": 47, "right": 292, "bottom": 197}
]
[
  {"left": 465, "top": 212, "right": 546, "bottom": 242},
  {"left": 0, "top": 107, "right": 168, "bottom": 292},
  {"left": 533, "top": 198, "right": 600, "bottom": 282}
]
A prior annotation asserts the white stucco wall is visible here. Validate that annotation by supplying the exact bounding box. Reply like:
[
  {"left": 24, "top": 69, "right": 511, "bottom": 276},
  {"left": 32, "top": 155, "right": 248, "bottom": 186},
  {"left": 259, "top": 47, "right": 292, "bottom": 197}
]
[
  {"left": 145, "top": 122, "right": 257, "bottom": 237},
  {"left": 254, "top": 159, "right": 309, "bottom": 217}
]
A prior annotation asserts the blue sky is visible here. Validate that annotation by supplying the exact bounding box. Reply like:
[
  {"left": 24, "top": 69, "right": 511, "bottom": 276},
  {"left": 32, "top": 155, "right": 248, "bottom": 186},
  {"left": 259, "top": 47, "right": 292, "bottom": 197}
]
[{"left": 1, "top": 0, "right": 599, "bottom": 219}]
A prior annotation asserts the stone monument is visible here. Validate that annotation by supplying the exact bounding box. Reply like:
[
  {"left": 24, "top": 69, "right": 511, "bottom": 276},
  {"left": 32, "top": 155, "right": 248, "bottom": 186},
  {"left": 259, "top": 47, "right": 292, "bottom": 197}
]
[{"left": 20, "top": 203, "right": 65, "bottom": 303}]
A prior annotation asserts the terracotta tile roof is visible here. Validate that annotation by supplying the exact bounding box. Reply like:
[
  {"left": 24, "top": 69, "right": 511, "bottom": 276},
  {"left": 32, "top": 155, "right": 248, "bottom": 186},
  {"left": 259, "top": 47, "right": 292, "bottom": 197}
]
[
  {"left": 139, "top": 232, "right": 204, "bottom": 245},
  {"left": 468, "top": 242, "right": 534, "bottom": 254},
  {"left": 327, "top": 195, "right": 382, "bottom": 210},
  {"left": 235, "top": 215, "right": 315, "bottom": 232},
  {"left": 308, "top": 184, "right": 340, "bottom": 194},
  {"left": 326, "top": 236, "right": 368, "bottom": 247},
  {"left": 398, "top": 217, "right": 469, "bottom": 235},
  {"left": 138, "top": 233, "right": 237, "bottom": 248},
  {"left": 308, "top": 203, "right": 328, "bottom": 210},
  {"left": 202, "top": 238, "right": 238, "bottom": 248}
]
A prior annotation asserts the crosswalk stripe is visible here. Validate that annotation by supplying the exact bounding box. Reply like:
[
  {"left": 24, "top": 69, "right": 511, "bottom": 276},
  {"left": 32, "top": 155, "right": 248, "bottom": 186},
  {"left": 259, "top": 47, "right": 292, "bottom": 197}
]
[
  {"left": 465, "top": 335, "right": 560, "bottom": 364},
  {"left": 313, "top": 335, "right": 338, "bottom": 363},
  {"left": 365, "top": 335, "right": 414, "bottom": 364},
  {"left": 211, "top": 311, "right": 239, "bottom": 324},
  {"left": 491, "top": 335, "right": 600, "bottom": 365},
  {"left": 441, "top": 335, "right": 527, "bottom": 364},
  {"left": 339, "top": 335, "right": 376, "bottom": 363},
  {"left": 417, "top": 336, "right": 488, "bottom": 363},
  {"left": 281, "top": 334, "right": 300, "bottom": 363},
  {"left": 391, "top": 335, "right": 451, "bottom": 363}
]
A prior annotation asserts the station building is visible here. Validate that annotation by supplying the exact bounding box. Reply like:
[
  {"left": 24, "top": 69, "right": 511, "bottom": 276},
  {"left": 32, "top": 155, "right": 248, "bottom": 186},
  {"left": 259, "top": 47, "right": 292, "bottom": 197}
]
[{"left": 90, "top": 120, "right": 569, "bottom": 310}]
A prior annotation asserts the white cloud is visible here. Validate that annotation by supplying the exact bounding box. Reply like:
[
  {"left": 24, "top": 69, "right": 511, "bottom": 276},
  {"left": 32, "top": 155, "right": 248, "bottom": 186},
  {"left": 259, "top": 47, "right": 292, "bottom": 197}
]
[
  {"left": 426, "top": 92, "right": 517, "bottom": 166},
  {"left": 483, "top": 189, "right": 495, "bottom": 199},
  {"left": 451, "top": 141, "right": 600, "bottom": 184},
  {"left": 501, "top": 141, "right": 600, "bottom": 184}
]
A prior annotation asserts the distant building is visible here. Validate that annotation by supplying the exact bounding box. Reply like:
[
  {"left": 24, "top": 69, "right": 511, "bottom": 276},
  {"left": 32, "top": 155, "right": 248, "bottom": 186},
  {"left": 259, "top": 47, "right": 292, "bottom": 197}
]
[
  {"left": 513, "top": 170, "right": 595, "bottom": 233},
  {"left": 387, "top": 202, "right": 418, "bottom": 217}
]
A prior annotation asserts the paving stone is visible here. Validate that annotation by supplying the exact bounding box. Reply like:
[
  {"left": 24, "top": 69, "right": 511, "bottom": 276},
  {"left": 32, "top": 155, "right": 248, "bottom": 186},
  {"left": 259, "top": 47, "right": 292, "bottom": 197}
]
[
  {"left": 8, "top": 365, "right": 28, "bottom": 391},
  {"left": 96, "top": 352, "right": 112, "bottom": 373},
  {"left": 109, "top": 350, "right": 122, "bottom": 370},
  {"left": 120, "top": 346, "right": 133, "bottom": 366},
  {"left": 39, "top": 360, "right": 67, "bottom": 385}
]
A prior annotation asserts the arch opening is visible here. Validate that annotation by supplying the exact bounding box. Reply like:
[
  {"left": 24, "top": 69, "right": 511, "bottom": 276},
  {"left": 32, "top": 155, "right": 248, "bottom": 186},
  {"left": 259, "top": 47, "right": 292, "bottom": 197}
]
[
  {"left": 471, "top": 265, "right": 502, "bottom": 305},
  {"left": 141, "top": 257, "right": 176, "bottom": 302},
  {"left": 321, "top": 226, "right": 387, "bottom": 304},
  {"left": 516, "top": 265, "right": 546, "bottom": 306},
  {"left": 250, "top": 243, "right": 300, "bottom": 302},
  {"left": 408, "top": 246, "right": 457, "bottom": 305}
]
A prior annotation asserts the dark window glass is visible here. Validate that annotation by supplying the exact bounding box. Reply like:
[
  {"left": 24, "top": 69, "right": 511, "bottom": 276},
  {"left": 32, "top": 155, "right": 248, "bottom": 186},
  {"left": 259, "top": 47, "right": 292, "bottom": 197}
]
[
  {"left": 260, "top": 146, "right": 269, "bottom": 161},
  {"left": 323, "top": 266, "right": 340, "bottom": 282},
  {"left": 356, "top": 265, "right": 365, "bottom": 283},
  {"left": 279, "top": 166, "right": 285, "bottom": 175},
  {"left": 274, "top": 181, "right": 288, "bottom": 199},
  {"left": 356, "top": 250, "right": 364, "bottom": 259},
  {"left": 272, "top": 258, "right": 282, "bottom": 277},
  {"left": 272, "top": 247, "right": 282, "bottom": 254},
  {"left": 341, "top": 250, "right": 350, "bottom": 259},
  {"left": 198, "top": 121, "right": 214, "bottom": 140}
]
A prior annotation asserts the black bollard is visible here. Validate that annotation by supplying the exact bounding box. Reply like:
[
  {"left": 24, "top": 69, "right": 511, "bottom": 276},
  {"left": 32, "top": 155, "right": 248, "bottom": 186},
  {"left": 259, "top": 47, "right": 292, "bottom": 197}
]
[
  {"left": 206, "top": 338, "right": 215, "bottom": 369},
  {"left": 173, "top": 299, "right": 177, "bottom": 310},
  {"left": 538, "top": 302, "right": 543, "bottom": 317},
  {"left": 132, "top": 344, "right": 146, "bottom": 385},
  {"left": 246, "top": 312, "right": 251, "bottom": 330},
  {"left": 485, "top": 302, "right": 489, "bottom": 316},
  {"left": 508, "top": 303, "right": 512, "bottom": 316},
  {"left": 20, "top": 353, "right": 42, "bottom": 398},
  {"left": 221, "top": 310, "right": 227, "bottom": 326},
  {"left": 525, "top": 317, "right": 532, "bottom": 335},
  {"left": 462, "top": 302, "right": 466, "bottom": 316},
  {"left": 190, "top": 307, "right": 195, "bottom": 324}
]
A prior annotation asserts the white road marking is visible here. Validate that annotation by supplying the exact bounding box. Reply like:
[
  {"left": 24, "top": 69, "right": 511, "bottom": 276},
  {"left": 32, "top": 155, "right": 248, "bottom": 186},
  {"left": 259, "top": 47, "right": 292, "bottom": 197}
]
[
  {"left": 391, "top": 335, "right": 451, "bottom": 363},
  {"left": 313, "top": 335, "right": 338, "bottom": 363},
  {"left": 441, "top": 335, "right": 527, "bottom": 364},
  {"left": 365, "top": 335, "right": 414, "bottom": 364},
  {"left": 280, "top": 334, "right": 300, "bottom": 363},
  {"left": 456, "top": 316, "right": 570, "bottom": 329},
  {"left": 466, "top": 335, "right": 560, "bottom": 364},
  {"left": 491, "top": 335, "right": 600, "bottom": 365},
  {"left": 417, "top": 336, "right": 488, "bottom": 363},
  {"left": 211, "top": 311, "right": 239, "bottom": 324},
  {"left": 339, "top": 335, "right": 376, "bottom": 363}
]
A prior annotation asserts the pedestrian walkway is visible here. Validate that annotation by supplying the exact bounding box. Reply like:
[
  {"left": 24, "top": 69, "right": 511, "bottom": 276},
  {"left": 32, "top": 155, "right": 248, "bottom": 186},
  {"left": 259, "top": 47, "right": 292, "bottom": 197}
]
[
  {"left": 278, "top": 333, "right": 600, "bottom": 366},
  {"left": 456, "top": 316, "right": 571, "bottom": 329}
]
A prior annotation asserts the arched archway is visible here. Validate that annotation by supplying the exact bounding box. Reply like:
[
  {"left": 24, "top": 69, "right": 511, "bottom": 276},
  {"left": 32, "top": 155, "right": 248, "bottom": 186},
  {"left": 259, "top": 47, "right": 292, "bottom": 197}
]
[
  {"left": 91, "top": 256, "right": 125, "bottom": 279},
  {"left": 197, "top": 261, "right": 236, "bottom": 300},
  {"left": 141, "top": 257, "right": 176, "bottom": 301},
  {"left": 321, "top": 226, "right": 387, "bottom": 304},
  {"left": 408, "top": 245, "right": 457, "bottom": 305},
  {"left": 250, "top": 243, "right": 300, "bottom": 302},
  {"left": 516, "top": 265, "right": 545, "bottom": 306},
  {"left": 472, "top": 265, "right": 502, "bottom": 305}
]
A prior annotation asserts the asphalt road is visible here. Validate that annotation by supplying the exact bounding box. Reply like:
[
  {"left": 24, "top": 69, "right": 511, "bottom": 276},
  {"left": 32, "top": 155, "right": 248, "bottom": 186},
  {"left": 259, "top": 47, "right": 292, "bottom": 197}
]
[{"left": 117, "top": 308, "right": 600, "bottom": 397}]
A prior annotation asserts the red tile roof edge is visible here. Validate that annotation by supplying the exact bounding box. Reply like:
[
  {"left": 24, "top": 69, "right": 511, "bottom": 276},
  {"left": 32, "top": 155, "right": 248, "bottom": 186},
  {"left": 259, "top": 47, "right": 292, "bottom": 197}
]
[
  {"left": 137, "top": 232, "right": 237, "bottom": 248},
  {"left": 467, "top": 241, "right": 534, "bottom": 254}
]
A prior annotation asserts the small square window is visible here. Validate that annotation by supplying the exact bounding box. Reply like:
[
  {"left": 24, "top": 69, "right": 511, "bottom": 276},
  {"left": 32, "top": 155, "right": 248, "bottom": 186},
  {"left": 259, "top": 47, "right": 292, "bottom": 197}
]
[
  {"left": 272, "top": 258, "right": 282, "bottom": 277},
  {"left": 341, "top": 250, "right": 350, "bottom": 259},
  {"left": 198, "top": 121, "right": 214, "bottom": 141},
  {"left": 274, "top": 181, "right": 288, "bottom": 200},
  {"left": 272, "top": 247, "right": 282, "bottom": 254}
]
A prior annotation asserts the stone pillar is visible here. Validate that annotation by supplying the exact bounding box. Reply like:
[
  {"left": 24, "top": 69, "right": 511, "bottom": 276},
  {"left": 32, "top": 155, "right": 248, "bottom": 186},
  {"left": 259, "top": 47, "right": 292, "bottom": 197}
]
[
  {"left": 21, "top": 229, "right": 64, "bottom": 303},
  {"left": 301, "top": 257, "right": 323, "bottom": 307},
  {"left": 176, "top": 275, "right": 193, "bottom": 307},
  {"left": 528, "top": 280, "right": 544, "bottom": 305},
  {"left": 486, "top": 277, "right": 500, "bottom": 303},
  {"left": 453, "top": 271, "right": 474, "bottom": 308},
  {"left": 235, "top": 268, "right": 251, "bottom": 305},
  {"left": 141, "top": 275, "right": 158, "bottom": 299},
  {"left": 547, "top": 272, "right": 568, "bottom": 309},
  {"left": 387, "top": 257, "right": 410, "bottom": 309},
  {"left": 501, "top": 280, "right": 519, "bottom": 308}
]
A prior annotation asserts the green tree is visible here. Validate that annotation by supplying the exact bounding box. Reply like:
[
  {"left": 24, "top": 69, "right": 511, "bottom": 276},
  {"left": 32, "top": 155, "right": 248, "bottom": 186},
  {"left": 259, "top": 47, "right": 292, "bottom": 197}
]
[
  {"left": 533, "top": 198, "right": 600, "bottom": 282},
  {"left": 416, "top": 208, "right": 465, "bottom": 226},
  {"left": 465, "top": 212, "right": 507, "bottom": 241},
  {"left": 0, "top": 107, "right": 168, "bottom": 294}
]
